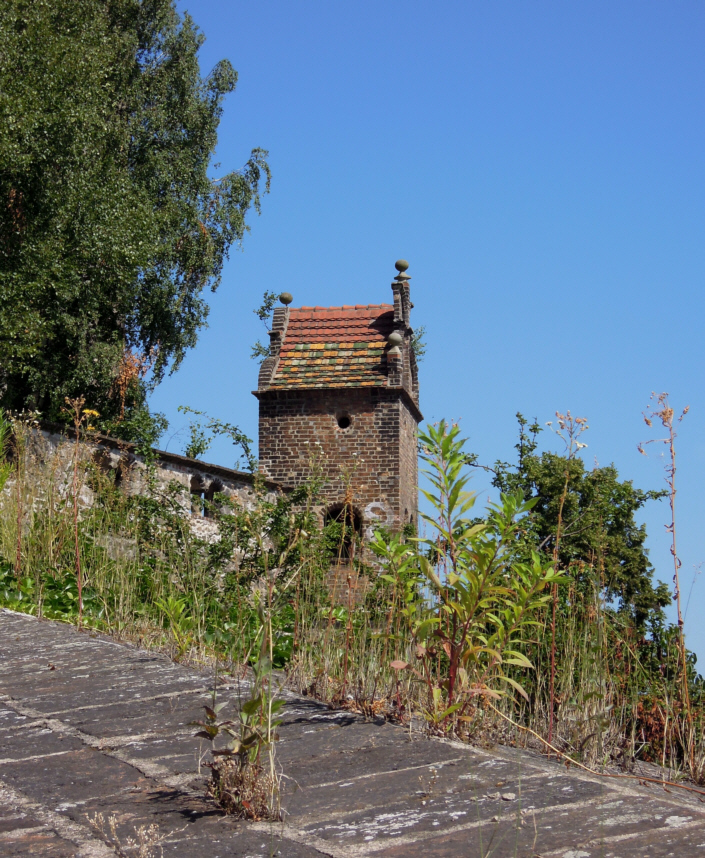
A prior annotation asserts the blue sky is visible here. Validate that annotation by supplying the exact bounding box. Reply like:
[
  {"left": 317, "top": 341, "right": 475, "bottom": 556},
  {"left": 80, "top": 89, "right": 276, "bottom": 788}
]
[{"left": 155, "top": 1, "right": 705, "bottom": 660}]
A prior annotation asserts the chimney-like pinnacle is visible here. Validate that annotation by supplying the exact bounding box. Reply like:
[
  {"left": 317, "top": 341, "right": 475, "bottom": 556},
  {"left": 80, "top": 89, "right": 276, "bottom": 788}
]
[{"left": 391, "top": 259, "right": 412, "bottom": 326}]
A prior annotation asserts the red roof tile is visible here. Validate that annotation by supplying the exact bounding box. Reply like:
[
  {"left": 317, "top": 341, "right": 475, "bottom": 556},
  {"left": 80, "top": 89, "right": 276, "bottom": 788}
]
[{"left": 269, "top": 305, "right": 395, "bottom": 389}]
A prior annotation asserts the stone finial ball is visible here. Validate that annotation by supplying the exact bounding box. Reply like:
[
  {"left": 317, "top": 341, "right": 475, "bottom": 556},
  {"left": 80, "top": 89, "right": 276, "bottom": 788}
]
[
  {"left": 387, "top": 330, "right": 403, "bottom": 347},
  {"left": 395, "top": 259, "right": 409, "bottom": 272},
  {"left": 279, "top": 292, "right": 293, "bottom": 305}
]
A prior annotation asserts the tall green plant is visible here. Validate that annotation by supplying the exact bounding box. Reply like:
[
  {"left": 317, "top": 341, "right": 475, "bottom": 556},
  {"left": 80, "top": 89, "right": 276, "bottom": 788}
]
[{"left": 386, "top": 421, "right": 562, "bottom": 730}]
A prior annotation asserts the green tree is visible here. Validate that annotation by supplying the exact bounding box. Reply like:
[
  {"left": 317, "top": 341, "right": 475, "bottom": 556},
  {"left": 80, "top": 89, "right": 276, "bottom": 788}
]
[
  {"left": 478, "top": 414, "right": 670, "bottom": 629},
  {"left": 0, "top": 0, "right": 270, "bottom": 438}
]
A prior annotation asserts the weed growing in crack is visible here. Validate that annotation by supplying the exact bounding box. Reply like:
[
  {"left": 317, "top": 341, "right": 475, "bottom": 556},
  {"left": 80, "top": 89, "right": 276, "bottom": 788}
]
[
  {"left": 88, "top": 813, "right": 169, "bottom": 858},
  {"left": 193, "top": 646, "right": 285, "bottom": 820}
]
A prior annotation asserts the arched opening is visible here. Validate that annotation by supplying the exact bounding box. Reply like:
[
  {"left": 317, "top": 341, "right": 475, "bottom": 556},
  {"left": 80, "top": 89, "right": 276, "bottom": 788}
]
[
  {"left": 325, "top": 503, "right": 362, "bottom": 563},
  {"left": 204, "top": 479, "right": 224, "bottom": 519},
  {"left": 190, "top": 476, "right": 206, "bottom": 517}
]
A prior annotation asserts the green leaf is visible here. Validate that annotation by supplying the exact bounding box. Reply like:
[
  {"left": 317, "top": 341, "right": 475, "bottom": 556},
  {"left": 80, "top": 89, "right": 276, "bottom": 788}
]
[
  {"left": 498, "top": 675, "right": 530, "bottom": 702},
  {"left": 241, "top": 697, "right": 262, "bottom": 716}
]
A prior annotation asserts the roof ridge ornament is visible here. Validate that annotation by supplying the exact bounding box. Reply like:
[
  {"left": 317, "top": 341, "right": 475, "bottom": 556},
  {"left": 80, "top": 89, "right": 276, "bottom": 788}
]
[{"left": 394, "top": 259, "right": 411, "bottom": 282}]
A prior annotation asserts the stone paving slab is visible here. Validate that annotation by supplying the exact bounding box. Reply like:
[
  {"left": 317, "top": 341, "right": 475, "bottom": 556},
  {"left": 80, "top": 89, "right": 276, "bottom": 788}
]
[{"left": 2, "top": 609, "right": 705, "bottom": 856}]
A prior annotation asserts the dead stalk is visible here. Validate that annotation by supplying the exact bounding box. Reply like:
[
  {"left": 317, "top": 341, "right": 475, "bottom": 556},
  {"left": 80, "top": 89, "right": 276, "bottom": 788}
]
[
  {"left": 547, "top": 411, "right": 588, "bottom": 747},
  {"left": 639, "top": 392, "right": 693, "bottom": 771}
]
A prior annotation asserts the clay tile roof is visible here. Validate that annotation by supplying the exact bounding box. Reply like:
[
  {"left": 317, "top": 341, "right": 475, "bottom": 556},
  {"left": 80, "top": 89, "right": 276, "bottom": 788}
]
[{"left": 270, "top": 304, "right": 395, "bottom": 389}]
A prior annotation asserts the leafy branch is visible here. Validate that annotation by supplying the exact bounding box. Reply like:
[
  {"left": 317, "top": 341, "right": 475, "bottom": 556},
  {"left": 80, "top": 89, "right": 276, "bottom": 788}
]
[{"left": 177, "top": 406, "right": 255, "bottom": 471}]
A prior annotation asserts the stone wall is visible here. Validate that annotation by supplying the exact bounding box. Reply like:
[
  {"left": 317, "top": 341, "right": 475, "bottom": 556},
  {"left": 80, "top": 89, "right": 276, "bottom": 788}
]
[{"left": 13, "top": 427, "right": 282, "bottom": 543}]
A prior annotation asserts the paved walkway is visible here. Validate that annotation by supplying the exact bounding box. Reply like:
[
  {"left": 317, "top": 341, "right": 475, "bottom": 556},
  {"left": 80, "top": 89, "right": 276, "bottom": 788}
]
[{"left": 1, "top": 610, "right": 705, "bottom": 857}]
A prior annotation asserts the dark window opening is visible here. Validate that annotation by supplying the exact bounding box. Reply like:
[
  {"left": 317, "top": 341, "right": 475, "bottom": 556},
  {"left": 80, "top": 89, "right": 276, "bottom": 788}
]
[
  {"left": 91, "top": 449, "right": 123, "bottom": 489},
  {"left": 336, "top": 412, "right": 352, "bottom": 430},
  {"left": 4, "top": 433, "right": 16, "bottom": 464},
  {"left": 190, "top": 476, "right": 224, "bottom": 518},
  {"left": 325, "top": 503, "right": 362, "bottom": 562},
  {"left": 92, "top": 450, "right": 113, "bottom": 474}
]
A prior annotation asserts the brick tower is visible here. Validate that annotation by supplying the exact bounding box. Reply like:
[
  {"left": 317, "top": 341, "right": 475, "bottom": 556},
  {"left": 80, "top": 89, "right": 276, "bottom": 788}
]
[{"left": 254, "top": 260, "right": 422, "bottom": 540}]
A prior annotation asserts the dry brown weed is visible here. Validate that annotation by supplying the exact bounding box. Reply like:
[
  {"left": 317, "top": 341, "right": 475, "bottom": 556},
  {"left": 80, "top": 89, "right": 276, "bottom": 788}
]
[{"left": 207, "top": 757, "right": 279, "bottom": 820}]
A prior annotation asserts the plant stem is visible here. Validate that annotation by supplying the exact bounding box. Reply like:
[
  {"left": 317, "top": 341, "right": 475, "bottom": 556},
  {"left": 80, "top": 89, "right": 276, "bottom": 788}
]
[
  {"left": 665, "top": 407, "right": 693, "bottom": 770},
  {"left": 14, "top": 435, "right": 22, "bottom": 580},
  {"left": 548, "top": 468, "right": 569, "bottom": 747}
]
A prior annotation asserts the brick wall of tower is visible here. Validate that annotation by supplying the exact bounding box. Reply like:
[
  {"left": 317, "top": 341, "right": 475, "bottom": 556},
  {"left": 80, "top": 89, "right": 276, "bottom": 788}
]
[{"left": 257, "top": 387, "right": 417, "bottom": 535}]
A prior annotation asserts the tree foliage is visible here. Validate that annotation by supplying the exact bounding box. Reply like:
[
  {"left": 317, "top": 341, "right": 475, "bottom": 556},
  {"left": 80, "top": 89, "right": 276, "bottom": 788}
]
[
  {"left": 0, "top": 0, "right": 270, "bottom": 435},
  {"left": 478, "top": 414, "right": 670, "bottom": 629}
]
